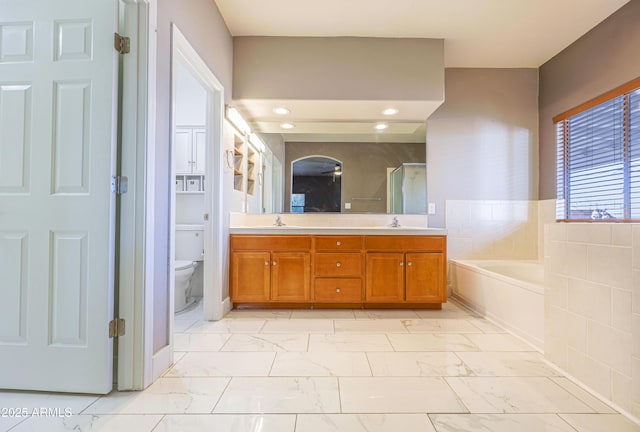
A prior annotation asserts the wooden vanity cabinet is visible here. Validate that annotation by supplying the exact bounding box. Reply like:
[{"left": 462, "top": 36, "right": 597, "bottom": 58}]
[
  {"left": 313, "top": 236, "right": 364, "bottom": 303},
  {"left": 365, "top": 236, "right": 446, "bottom": 304},
  {"left": 230, "top": 236, "right": 311, "bottom": 303},
  {"left": 230, "top": 234, "right": 446, "bottom": 306},
  {"left": 405, "top": 252, "right": 444, "bottom": 302},
  {"left": 365, "top": 253, "right": 405, "bottom": 302}
]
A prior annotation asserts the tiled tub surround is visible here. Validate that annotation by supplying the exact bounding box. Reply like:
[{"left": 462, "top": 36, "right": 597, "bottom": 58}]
[
  {"left": 2, "top": 300, "right": 639, "bottom": 432},
  {"left": 450, "top": 260, "right": 545, "bottom": 350},
  {"left": 544, "top": 223, "right": 640, "bottom": 422},
  {"left": 445, "top": 200, "right": 539, "bottom": 261}
]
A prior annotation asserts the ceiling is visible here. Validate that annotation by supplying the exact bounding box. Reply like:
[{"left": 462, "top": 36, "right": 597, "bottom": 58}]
[{"left": 215, "top": 0, "right": 630, "bottom": 143}]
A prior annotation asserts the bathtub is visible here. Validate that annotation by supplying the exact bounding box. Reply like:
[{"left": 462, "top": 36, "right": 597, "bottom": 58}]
[{"left": 449, "top": 260, "right": 544, "bottom": 350}]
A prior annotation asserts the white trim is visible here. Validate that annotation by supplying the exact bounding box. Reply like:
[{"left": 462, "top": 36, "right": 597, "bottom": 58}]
[
  {"left": 142, "top": 0, "right": 157, "bottom": 390},
  {"left": 171, "top": 26, "right": 226, "bottom": 326},
  {"left": 116, "top": 0, "right": 156, "bottom": 391}
]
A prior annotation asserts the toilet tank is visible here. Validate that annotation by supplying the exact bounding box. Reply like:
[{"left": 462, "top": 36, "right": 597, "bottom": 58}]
[{"left": 175, "top": 224, "right": 204, "bottom": 261}]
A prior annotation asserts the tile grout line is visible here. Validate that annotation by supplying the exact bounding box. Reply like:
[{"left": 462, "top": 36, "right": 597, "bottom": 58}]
[{"left": 149, "top": 414, "right": 167, "bottom": 432}]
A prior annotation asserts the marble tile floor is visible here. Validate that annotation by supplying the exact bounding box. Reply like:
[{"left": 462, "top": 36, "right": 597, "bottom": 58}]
[{"left": 2, "top": 300, "right": 639, "bottom": 432}]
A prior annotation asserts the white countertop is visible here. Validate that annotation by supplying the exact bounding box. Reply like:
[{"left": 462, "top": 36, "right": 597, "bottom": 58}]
[{"left": 229, "top": 226, "right": 447, "bottom": 235}]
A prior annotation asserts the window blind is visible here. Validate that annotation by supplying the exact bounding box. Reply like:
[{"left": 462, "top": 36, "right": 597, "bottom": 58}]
[
  {"left": 630, "top": 89, "right": 640, "bottom": 219},
  {"left": 555, "top": 79, "right": 640, "bottom": 221}
]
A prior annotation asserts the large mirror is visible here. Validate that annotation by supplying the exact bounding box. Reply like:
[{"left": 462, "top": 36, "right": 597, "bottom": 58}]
[{"left": 283, "top": 141, "right": 426, "bottom": 214}]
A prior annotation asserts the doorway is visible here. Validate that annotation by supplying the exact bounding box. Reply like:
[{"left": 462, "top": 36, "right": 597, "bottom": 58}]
[{"left": 146, "top": 26, "right": 225, "bottom": 383}]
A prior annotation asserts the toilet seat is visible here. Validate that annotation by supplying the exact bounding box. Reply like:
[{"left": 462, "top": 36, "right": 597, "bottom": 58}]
[{"left": 175, "top": 260, "right": 194, "bottom": 271}]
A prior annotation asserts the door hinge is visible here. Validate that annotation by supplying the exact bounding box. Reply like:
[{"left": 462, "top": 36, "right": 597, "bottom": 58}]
[
  {"left": 114, "top": 33, "right": 130, "bottom": 54},
  {"left": 111, "top": 175, "right": 128, "bottom": 194},
  {"left": 109, "top": 318, "right": 125, "bottom": 338}
]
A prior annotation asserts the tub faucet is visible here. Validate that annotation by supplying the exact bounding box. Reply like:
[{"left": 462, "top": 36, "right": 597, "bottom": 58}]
[
  {"left": 390, "top": 216, "right": 400, "bottom": 228},
  {"left": 274, "top": 216, "right": 285, "bottom": 227}
]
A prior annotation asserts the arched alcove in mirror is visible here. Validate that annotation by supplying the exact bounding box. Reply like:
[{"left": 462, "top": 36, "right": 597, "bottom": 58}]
[{"left": 291, "top": 156, "right": 342, "bottom": 213}]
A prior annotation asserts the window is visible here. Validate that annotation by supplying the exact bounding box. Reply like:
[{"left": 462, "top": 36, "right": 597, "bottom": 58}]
[{"left": 554, "top": 78, "right": 640, "bottom": 221}]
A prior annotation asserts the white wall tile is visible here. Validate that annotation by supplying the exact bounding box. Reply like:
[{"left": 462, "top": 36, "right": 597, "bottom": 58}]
[
  {"left": 612, "top": 225, "right": 632, "bottom": 247},
  {"left": 548, "top": 223, "right": 567, "bottom": 242},
  {"left": 612, "top": 289, "right": 633, "bottom": 332},
  {"left": 544, "top": 222, "right": 640, "bottom": 419},
  {"left": 586, "top": 320, "right": 632, "bottom": 376},
  {"left": 633, "top": 357, "right": 640, "bottom": 404},
  {"left": 633, "top": 226, "right": 640, "bottom": 269},
  {"left": 633, "top": 271, "right": 640, "bottom": 315},
  {"left": 566, "top": 312, "right": 587, "bottom": 353},
  {"left": 568, "top": 279, "right": 611, "bottom": 325},
  {"left": 567, "top": 224, "right": 611, "bottom": 245},
  {"left": 634, "top": 314, "right": 640, "bottom": 359},
  {"left": 567, "top": 347, "right": 611, "bottom": 399},
  {"left": 612, "top": 371, "right": 633, "bottom": 412},
  {"left": 587, "top": 245, "right": 633, "bottom": 291},
  {"left": 564, "top": 243, "right": 589, "bottom": 279},
  {"left": 544, "top": 273, "right": 568, "bottom": 308},
  {"left": 544, "top": 306, "right": 567, "bottom": 370}
]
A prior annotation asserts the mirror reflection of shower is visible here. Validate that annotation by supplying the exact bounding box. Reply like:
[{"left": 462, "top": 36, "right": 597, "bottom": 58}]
[{"left": 291, "top": 156, "right": 342, "bottom": 213}]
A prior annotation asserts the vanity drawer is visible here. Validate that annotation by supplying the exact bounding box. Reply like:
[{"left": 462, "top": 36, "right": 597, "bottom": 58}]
[
  {"left": 314, "top": 278, "right": 362, "bottom": 302},
  {"left": 314, "top": 236, "right": 363, "bottom": 251},
  {"left": 365, "top": 235, "right": 445, "bottom": 252},
  {"left": 314, "top": 252, "right": 363, "bottom": 277},
  {"left": 231, "top": 235, "right": 311, "bottom": 251}
]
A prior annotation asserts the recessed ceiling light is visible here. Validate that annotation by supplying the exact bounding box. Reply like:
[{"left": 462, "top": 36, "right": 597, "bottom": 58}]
[
  {"left": 382, "top": 108, "right": 399, "bottom": 116},
  {"left": 375, "top": 123, "right": 388, "bottom": 130},
  {"left": 281, "top": 123, "right": 295, "bottom": 129},
  {"left": 273, "top": 107, "right": 290, "bottom": 115}
]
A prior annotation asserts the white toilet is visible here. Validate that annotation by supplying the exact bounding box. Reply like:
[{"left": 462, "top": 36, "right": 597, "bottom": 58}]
[{"left": 174, "top": 224, "right": 204, "bottom": 313}]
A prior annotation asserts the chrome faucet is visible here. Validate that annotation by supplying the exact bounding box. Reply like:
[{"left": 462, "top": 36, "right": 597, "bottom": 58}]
[
  {"left": 390, "top": 216, "right": 400, "bottom": 228},
  {"left": 274, "top": 216, "right": 285, "bottom": 227}
]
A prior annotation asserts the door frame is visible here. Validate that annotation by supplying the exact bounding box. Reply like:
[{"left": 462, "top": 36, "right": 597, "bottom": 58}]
[
  {"left": 116, "top": 0, "right": 157, "bottom": 390},
  {"left": 148, "top": 25, "right": 226, "bottom": 383},
  {"left": 169, "top": 25, "right": 226, "bottom": 324},
  {"left": 117, "top": 4, "right": 228, "bottom": 392}
]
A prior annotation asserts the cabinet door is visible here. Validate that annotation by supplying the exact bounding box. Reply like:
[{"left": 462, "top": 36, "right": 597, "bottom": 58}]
[
  {"left": 175, "top": 128, "right": 193, "bottom": 174},
  {"left": 193, "top": 128, "right": 206, "bottom": 175},
  {"left": 271, "top": 252, "right": 311, "bottom": 301},
  {"left": 365, "top": 253, "right": 404, "bottom": 302},
  {"left": 231, "top": 251, "right": 271, "bottom": 302},
  {"left": 405, "top": 252, "right": 444, "bottom": 302}
]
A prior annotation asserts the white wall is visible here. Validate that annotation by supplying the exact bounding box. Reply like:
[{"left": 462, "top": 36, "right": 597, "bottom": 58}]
[
  {"left": 427, "top": 68, "right": 539, "bottom": 228},
  {"left": 174, "top": 60, "right": 207, "bottom": 126},
  {"left": 544, "top": 222, "right": 640, "bottom": 419}
]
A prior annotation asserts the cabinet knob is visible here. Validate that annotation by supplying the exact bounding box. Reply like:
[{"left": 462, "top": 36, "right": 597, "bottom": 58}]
[
  {"left": 272, "top": 261, "right": 277, "bottom": 266},
  {"left": 336, "top": 288, "right": 341, "bottom": 293},
  {"left": 400, "top": 261, "right": 404, "bottom": 266},
  {"left": 336, "top": 241, "right": 341, "bottom": 246},
  {"left": 407, "top": 262, "right": 412, "bottom": 266},
  {"left": 264, "top": 261, "right": 269, "bottom": 266},
  {"left": 336, "top": 262, "right": 342, "bottom": 267}
]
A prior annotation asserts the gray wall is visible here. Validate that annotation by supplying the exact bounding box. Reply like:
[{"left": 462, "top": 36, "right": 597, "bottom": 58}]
[
  {"left": 285, "top": 142, "right": 426, "bottom": 213},
  {"left": 426, "top": 68, "right": 539, "bottom": 227},
  {"left": 154, "top": 0, "right": 233, "bottom": 353},
  {"left": 538, "top": 0, "right": 640, "bottom": 199},
  {"left": 233, "top": 37, "right": 444, "bottom": 101}
]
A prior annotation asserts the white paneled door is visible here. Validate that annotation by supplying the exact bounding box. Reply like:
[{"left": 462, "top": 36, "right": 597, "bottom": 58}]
[{"left": 0, "top": 0, "right": 119, "bottom": 393}]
